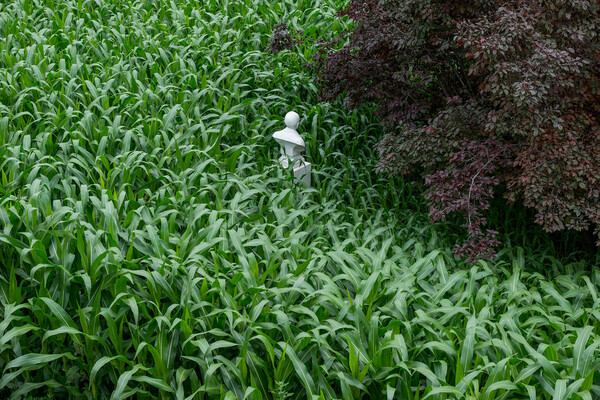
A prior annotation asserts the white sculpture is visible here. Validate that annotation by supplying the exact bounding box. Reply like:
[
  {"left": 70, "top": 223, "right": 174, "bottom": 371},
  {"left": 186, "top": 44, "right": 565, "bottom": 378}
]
[{"left": 273, "top": 111, "right": 311, "bottom": 186}]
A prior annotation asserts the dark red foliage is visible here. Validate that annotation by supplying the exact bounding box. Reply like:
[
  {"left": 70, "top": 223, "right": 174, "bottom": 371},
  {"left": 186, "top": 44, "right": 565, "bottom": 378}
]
[
  {"left": 267, "top": 22, "right": 303, "bottom": 54},
  {"left": 313, "top": 0, "right": 600, "bottom": 261}
]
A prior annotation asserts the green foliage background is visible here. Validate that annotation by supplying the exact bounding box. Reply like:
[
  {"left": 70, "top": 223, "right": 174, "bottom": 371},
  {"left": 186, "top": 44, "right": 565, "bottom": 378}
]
[{"left": 0, "top": 0, "right": 599, "bottom": 399}]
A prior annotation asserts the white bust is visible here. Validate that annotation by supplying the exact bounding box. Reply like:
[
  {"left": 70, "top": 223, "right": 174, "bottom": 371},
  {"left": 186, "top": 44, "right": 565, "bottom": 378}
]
[{"left": 272, "top": 111, "right": 306, "bottom": 168}]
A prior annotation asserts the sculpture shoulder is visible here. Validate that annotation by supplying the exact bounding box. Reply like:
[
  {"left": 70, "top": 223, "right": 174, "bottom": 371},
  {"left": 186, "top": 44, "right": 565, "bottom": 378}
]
[{"left": 273, "top": 128, "right": 305, "bottom": 146}]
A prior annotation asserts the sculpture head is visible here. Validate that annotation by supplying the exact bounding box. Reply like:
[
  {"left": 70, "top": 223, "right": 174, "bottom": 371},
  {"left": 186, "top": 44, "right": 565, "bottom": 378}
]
[{"left": 284, "top": 111, "right": 300, "bottom": 130}]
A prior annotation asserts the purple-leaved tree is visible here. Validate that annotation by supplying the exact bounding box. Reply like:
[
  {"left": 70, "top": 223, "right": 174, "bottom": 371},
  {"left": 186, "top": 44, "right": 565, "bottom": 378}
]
[{"left": 309, "top": 0, "right": 600, "bottom": 261}]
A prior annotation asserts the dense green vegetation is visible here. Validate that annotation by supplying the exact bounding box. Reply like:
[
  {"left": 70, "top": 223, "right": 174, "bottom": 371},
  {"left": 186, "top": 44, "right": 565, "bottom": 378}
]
[{"left": 0, "top": 0, "right": 599, "bottom": 399}]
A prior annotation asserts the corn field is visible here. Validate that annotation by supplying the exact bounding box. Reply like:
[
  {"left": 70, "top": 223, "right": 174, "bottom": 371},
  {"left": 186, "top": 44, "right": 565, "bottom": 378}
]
[{"left": 1, "top": 0, "right": 599, "bottom": 399}]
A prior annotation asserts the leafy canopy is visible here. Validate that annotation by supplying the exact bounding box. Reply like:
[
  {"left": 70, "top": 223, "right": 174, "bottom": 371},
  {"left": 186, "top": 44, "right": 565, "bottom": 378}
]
[{"left": 313, "top": 0, "right": 600, "bottom": 260}]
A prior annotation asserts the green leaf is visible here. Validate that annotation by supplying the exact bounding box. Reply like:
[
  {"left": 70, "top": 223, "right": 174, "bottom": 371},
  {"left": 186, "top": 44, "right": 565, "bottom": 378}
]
[
  {"left": 132, "top": 375, "right": 175, "bottom": 393},
  {"left": 421, "top": 386, "right": 463, "bottom": 400},
  {"left": 37, "top": 297, "right": 78, "bottom": 329},
  {"left": 42, "top": 326, "right": 83, "bottom": 343},
  {"left": 90, "top": 356, "right": 130, "bottom": 384},
  {"left": 278, "top": 342, "right": 315, "bottom": 396},
  {"left": 111, "top": 365, "right": 143, "bottom": 400},
  {"left": 0, "top": 325, "right": 38, "bottom": 347},
  {"left": 4, "top": 353, "right": 70, "bottom": 371}
]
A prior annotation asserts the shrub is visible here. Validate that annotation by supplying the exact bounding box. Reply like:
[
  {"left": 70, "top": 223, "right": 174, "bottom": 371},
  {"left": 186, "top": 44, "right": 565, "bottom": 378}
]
[
  {"left": 267, "top": 21, "right": 303, "bottom": 53},
  {"left": 313, "top": 0, "right": 600, "bottom": 260}
]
